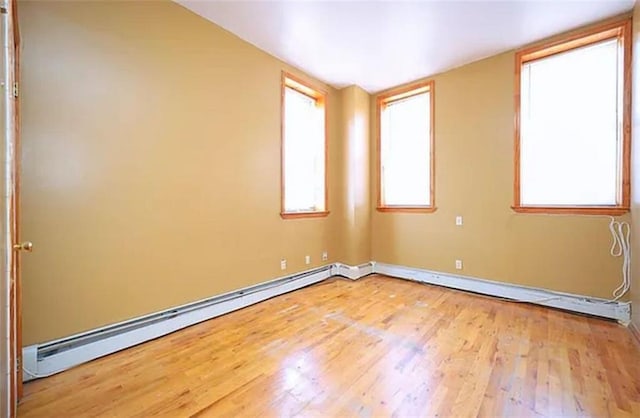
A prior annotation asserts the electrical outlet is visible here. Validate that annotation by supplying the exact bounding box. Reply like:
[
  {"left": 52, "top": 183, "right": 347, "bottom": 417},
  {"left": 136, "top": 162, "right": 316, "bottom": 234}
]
[
  {"left": 322, "top": 251, "right": 328, "bottom": 261},
  {"left": 305, "top": 255, "right": 311, "bottom": 265},
  {"left": 455, "top": 259, "right": 463, "bottom": 270},
  {"left": 280, "top": 259, "right": 287, "bottom": 270},
  {"left": 456, "top": 216, "right": 463, "bottom": 226}
]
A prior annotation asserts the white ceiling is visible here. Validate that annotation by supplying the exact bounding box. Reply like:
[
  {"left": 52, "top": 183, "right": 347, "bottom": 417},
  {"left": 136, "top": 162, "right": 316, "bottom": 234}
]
[{"left": 176, "top": 0, "right": 634, "bottom": 93}]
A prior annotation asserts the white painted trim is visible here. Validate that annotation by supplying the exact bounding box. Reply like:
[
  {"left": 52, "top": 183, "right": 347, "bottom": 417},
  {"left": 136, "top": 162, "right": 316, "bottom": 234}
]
[
  {"left": 373, "top": 262, "right": 631, "bottom": 324},
  {"left": 334, "top": 262, "right": 374, "bottom": 280},
  {"left": 21, "top": 346, "right": 36, "bottom": 381},
  {"left": 22, "top": 260, "right": 631, "bottom": 383},
  {"left": 38, "top": 265, "right": 334, "bottom": 347},
  {"left": 22, "top": 265, "right": 334, "bottom": 382}
]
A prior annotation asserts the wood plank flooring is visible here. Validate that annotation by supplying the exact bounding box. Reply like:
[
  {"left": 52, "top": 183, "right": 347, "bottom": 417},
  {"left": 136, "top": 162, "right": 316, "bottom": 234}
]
[{"left": 18, "top": 275, "right": 640, "bottom": 417}]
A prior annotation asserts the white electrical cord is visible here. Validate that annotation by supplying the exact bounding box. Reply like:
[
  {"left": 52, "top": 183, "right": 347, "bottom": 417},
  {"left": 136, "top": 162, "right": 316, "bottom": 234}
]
[
  {"left": 514, "top": 213, "right": 632, "bottom": 303},
  {"left": 608, "top": 216, "right": 631, "bottom": 301},
  {"left": 477, "top": 215, "right": 631, "bottom": 305}
]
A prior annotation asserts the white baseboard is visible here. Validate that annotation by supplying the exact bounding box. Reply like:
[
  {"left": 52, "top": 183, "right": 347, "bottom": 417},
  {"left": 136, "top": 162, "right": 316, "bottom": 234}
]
[
  {"left": 373, "top": 262, "right": 631, "bottom": 324},
  {"left": 334, "top": 262, "right": 374, "bottom": 280},
  {"left": 22, "top": 260, "right": 631, "bottom": 382},
  {"left": 23, "top": 265, "right": 335, "bottom": 382}
]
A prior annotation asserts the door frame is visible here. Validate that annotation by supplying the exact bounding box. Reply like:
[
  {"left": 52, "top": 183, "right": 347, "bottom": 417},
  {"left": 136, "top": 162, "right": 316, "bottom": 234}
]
[{"left": 6, "top": 0, "right": 20, "bottom": 414}]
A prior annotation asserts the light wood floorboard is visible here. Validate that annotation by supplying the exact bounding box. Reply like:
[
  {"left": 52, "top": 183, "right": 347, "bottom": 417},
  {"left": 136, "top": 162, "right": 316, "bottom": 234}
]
[{"left": 18, "top": 275, "right": 640, "bottom": 417}]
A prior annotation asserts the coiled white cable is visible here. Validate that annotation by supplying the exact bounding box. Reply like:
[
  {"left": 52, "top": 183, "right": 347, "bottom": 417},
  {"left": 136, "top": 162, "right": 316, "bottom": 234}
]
[
  {"left": 609, "top": 216, "right": 631, "bottom": 301},
  {"left": 516, "top": 213, "right": 631, "bottom": 302}
]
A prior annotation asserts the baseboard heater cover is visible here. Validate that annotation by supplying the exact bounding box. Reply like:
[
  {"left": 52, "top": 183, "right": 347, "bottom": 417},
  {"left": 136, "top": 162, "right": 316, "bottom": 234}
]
[
  {"left": 373, "top": 262, "right": 631, "bottom": 324},
  {"left": 23, "top": 265, "right": 336, "bottom": 382},
  {"left": 334, "top": 262, "right": 374, "bottom": 280},
  {"left": 23, "top": 260, "right": 628, "bottom": 381}
]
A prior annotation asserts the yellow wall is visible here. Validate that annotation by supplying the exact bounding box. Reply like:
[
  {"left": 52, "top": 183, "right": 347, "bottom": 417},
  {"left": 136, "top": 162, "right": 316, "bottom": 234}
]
[
  {"left": 631, "top": 5, "right": 640, "bottom": 331},
  {"left": 370, "top": 50, "right": 629, "bottom": 300},
  {"left": 19, "top": 0, "right": 345, "bottom": 345},
  {"left": 21, "top": 0, "right": 633, "bottom": 346},
  {"left": 340, "top": 86, "right": 371, "bottom": 265}
]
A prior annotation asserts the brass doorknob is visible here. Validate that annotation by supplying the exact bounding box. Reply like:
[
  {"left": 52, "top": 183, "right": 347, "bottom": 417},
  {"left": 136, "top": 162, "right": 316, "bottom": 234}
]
[{"left": 13, "top": 241, "right": 33, "bottom": 252}]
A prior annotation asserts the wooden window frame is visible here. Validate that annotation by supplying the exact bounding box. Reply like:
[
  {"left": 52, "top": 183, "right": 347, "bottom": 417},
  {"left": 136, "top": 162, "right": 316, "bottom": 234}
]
[
  {"left": 513, "top": 18, "right": 631, "bottom": 216},
  {"left": 376, "top": 80, "right": 436, "bottom": 213},
  {"left": 280, "top": 71, "right": 329, "bottom": 219}
]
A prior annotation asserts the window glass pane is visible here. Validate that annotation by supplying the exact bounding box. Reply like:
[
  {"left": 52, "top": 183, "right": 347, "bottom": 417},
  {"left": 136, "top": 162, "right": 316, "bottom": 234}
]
[
  {"left": 381, "top": 92, "right": 430, "bottom": 206},
  {"left": 520, "top": 39, "right": 619, "bottom": 206},
  {"left": 283, "top": 86, "right": 325, "bottom": 212}
]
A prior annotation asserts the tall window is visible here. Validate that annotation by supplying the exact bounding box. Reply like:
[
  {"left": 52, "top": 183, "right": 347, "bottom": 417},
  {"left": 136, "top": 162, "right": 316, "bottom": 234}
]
[
  {"left": 514, "top": 19, "right": 631, "bottom": 215},
  {"left": 281, "top": 73, "right": 328, "bottom": 219},
  {"left": 377, "top": 81, "right": 435, "bottom": 212}
]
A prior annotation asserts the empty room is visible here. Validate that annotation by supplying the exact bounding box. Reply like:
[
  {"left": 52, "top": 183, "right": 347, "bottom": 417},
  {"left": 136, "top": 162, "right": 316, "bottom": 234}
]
[{"left": 1, "top": 0, "right": 640, "bottom": 416}]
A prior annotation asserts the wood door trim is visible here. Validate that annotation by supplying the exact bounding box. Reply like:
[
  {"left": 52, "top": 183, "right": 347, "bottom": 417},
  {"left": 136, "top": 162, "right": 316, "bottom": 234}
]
[
  {"left": 7, "top": 0, "right": 21, "bottom": 413},
  {"left": 631, "top": 322, "right": 640, "bottom": 348},
  {"left": 12, "top": 0, "right": 21, "bottom": 403}
]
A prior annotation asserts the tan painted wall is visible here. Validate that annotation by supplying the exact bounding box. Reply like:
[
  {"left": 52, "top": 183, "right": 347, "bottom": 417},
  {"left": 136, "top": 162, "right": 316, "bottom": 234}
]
[
  {"left": 20, "top": 0, "right": 634, "bottom": 347},
  {"left": 19, "top": 0, "right": 345, "bottom": 345},
  {"left": 631, "top": 5, "right": 640, "bottom": 331},
  {"left": 340, "top": 86, "right": 371, "bottom": 265},
  {"left": 370, "top": 50, "right": 629, "bottom": 300}
]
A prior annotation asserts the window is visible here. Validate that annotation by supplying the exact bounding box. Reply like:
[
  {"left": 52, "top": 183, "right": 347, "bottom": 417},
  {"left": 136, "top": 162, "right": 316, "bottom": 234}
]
[
  {"left": 514, "top": 19, "right": 631, "bottom": 215},
  {"left": 281, "top": 72, "right": 328, "bottom": 219},
  {"left": 377, "top": 81, "right": 435, "bottom": 212}
]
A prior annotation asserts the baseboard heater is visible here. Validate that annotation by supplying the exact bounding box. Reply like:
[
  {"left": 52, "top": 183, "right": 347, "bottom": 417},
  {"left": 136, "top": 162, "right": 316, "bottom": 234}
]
[
  {"left": 23, "top": 260, "right": 627, "bottom": 381},
  {"left": 23, "top": 264, "right": 349, "bottom": 381},
  {"left": 375, "top": 262, "right": 631, "bottom": 325}
]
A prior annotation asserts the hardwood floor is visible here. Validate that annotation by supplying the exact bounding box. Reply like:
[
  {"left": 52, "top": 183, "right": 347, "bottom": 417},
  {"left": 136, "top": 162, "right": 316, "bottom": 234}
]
[{"left": 18, "top": 275, "right": 640, "bottom": 417}]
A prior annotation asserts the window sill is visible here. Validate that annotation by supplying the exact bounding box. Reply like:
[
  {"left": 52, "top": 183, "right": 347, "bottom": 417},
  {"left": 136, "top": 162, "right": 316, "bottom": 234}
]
[
  {"left": 280, "top": 211, "right": 330, "bottom": 220},
  {"left": 376, "top": 206, "right": 437, "bottom": 213},
  {"left": 511, "top": 206, "right": 629, "bottom": 216}
]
